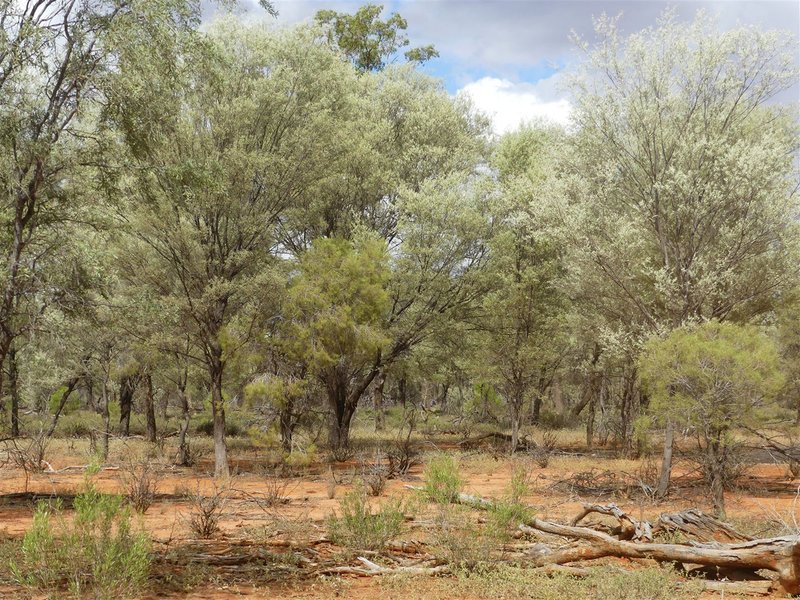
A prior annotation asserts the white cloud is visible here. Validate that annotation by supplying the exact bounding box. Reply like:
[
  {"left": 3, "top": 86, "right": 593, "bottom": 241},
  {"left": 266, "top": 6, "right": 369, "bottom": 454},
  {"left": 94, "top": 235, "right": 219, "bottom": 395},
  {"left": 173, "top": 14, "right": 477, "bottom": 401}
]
[{"left": 458, "top": 76, "right": 572, "bottom": 134}]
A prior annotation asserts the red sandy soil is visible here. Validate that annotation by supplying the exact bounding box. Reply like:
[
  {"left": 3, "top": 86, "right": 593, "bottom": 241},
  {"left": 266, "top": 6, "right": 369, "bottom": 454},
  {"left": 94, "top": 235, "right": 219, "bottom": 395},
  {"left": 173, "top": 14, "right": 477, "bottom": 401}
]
[{"left": 0, "top": 448, "right": 797, "bottom": 598}]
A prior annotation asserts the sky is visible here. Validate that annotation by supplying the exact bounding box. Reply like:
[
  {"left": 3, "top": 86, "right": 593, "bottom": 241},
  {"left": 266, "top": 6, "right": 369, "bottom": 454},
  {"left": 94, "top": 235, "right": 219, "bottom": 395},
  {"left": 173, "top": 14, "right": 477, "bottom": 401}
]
[{"left": 205, "top": 0, "right": 800, "bottom": 134}]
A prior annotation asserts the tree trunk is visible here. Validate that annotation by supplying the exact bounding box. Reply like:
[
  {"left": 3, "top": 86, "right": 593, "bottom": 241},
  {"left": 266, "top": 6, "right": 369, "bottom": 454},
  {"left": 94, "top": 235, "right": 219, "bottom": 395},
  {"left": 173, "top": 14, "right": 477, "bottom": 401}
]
[
  {"left": 208, "top": 345, "right": 230, "bottom": 478},
  {"left": 510, "top": 394, "right": 522, "bottom": 453},
  {"left": 707, "top": 434, "right": 726, "bottom": 518},
  {"left": 9, "top": 342, "right": 19, "bottom": 438},
  {"left": 657, "top": 419, "right": 674, "bottom": 499},
  {"left": 373, "top": 371, "right": 386, "bottom": 432},
  {"left": 525, "top": 518, "right": 800, "bottom": 595},
  {"left": 45, "top": 377, "right": 80, "bottom": 439},
  {"left": 279, "top": 396, "right": 294, "bottom": 452},
  {"left": 101, "top": 373, "right": 110, "bottom": 462},
  {"left": 176, "top": 368, "right": 191, "bottom": 466},
  {"left": 144, "top": 373, "right": 157, "bottom": 443},
  {"left": 327, "top": 372, "right": 355, "bottom": 451},
  {"left": 118, "top": 374, "right": 137, "bottom": 436}
]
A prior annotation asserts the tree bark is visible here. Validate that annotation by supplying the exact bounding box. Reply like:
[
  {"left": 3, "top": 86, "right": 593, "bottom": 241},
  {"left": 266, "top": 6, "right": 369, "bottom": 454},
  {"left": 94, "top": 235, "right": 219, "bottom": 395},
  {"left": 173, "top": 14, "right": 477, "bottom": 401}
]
[
  {"left": 118, "top": 374, "right": 138, "bottom": 437},
  {"left": 657, "top": 419, "right": 674, "bottom": 499},
  {"left": 373, "top": 371, "right": 386, "bottom": 432},
  {"left": 44, "top": 377, "right": 80, "bottom": 439},
  {"left": 9, "top": 342, "right": 19, "bottom": 437},
  {"left": 208, "top": 341, "right": 229, "bottom": 479},
  {"left": 100, "top": 373, "right": 110, "bottom": 462},
  {"left": 176, "top": 367, "right": 191, "bottom": 466},
  {"left": 144, "top": 373, "right": 157, "bottom": 443},
  {"left": 279, "top": 396, "right": 295, "bottom": 452}
]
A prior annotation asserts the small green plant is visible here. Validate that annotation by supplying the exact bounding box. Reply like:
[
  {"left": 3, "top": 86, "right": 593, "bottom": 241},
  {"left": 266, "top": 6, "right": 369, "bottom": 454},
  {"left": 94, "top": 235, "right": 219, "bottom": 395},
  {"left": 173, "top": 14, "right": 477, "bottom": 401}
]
[
  {"left": 327, "top": 485, "right": 406, "bottom": 551},
  {"left": 432, "top": 505, "right": 493, "bottom": 568},
  {"left": 423, "top": 454, "right": 463, "bottom": 503},
  {"left": 11, "top": 482, "right": 150, "bottom": 598},
  {"left": 487, "top": 464, "right": 533, "bottom": 542}
]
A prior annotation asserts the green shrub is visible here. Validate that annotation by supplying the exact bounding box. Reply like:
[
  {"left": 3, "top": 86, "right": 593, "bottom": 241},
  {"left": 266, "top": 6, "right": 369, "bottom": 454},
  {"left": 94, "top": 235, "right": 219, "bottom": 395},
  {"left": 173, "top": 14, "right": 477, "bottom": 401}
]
[
  {"left": 487, "top": 465, "right": 533, "bottom": 542},
  {"left": 56, "top": 410, "right": 103, "bottom": 438},
  {"left": 423, "top": 454, "right": 463, "bottom": 503},
  {"left": 11, "top": 482, "right": 151, "bottom": 598},
  {"left": 327, "top": 486, "right": 406, "bottom": 552}
]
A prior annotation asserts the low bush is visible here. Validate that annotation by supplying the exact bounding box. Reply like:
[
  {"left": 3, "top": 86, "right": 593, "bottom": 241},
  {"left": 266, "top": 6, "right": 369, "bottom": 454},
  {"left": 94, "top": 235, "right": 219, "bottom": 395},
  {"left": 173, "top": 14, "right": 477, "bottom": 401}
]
[
  {"left": 11, "top": 482, "right": 150, "bottom": 598},
  {"left": 120, "top": 457, "right": 160, "bottom": 514},
  {"left": 423, "top": 454, "right": 463, "bottom": 503},
  {"left": 327, "top": 486, "right": 406, "bottom": 552}
]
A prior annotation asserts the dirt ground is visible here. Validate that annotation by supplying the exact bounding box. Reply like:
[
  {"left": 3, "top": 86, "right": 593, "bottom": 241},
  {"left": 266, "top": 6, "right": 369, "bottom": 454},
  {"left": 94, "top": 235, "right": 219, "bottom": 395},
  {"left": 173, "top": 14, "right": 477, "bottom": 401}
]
[{"left": 0, "top": 436, "right": 798, "bottom": 599}]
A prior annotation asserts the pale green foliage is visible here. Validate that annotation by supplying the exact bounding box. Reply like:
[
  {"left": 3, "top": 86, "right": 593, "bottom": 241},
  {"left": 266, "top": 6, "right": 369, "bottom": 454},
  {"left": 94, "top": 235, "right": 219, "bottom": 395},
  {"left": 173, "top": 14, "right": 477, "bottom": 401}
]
[
  {"left": 327, "top": 485, "right": 406, "bottom": 551},
  {"left": 423, "top": 454, "right": 464, "bottom": 503},
  {"left": 12, "top": 483, "right": 150, "bottom": 597},
  {"left": 565, "top": 10, "right": 799, "bottom": 338},
  {"left": 478, "top": 126, "right": 569, "bottom": 445}
]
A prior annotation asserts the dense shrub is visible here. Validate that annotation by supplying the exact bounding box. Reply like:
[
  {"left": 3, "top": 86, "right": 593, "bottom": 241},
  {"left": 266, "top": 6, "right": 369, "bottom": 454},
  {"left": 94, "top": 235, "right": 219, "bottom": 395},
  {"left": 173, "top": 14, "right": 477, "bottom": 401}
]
[
  {"left": 11, "top": 483, "right": 150, "bottom": 598},
  {"left": 327, "top": 486, "right": 406, "bottom": 551},
  {"left": 423, "top": 454, "right": 463, "bottom": 503}
]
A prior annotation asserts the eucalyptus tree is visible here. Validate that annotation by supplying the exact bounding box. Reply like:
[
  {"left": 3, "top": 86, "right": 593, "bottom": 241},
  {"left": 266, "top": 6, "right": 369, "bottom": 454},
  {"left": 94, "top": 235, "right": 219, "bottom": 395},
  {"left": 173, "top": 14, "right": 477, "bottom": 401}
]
[
  {"left": 564, "top": 10, "right": 799, "bottom": 494},
  {"left": 109, "top": 22, "right": 363, "bottom": 477},
  {"left": 478, "top": 126, "right": 570, "bottom": 451}
]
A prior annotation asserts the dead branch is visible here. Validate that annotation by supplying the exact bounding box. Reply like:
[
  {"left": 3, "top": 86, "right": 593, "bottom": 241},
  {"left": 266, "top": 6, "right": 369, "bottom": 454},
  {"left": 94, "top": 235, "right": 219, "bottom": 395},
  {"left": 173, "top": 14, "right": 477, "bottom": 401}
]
[
  {"left": 570, "top": 503, "right": 652, "bottom": 541},
  {"left": 522, "top": 518, "right": 800, "bottom": 594},
  {"left": 318, "top": 556, "right": 449, "bottom": 577},
  {"left": 654, "top": 509, "right": 752, "bottom": 542}
]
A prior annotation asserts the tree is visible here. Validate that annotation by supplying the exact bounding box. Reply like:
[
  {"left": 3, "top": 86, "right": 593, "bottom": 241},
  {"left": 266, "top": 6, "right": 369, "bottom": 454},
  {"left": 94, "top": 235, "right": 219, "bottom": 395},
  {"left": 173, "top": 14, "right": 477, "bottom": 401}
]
[
  {"left": 478, "top": 126, "right": 569, "bottom": 451},
  {"left": 315, "top": 4, "right": 437, "bottom": 72},
  {"left": 109, "top": 22, "right": 360, "bottom": 477},
  {"left": 280, "top": 236, "right": 390, "bottom": 450},
  {"left": 564, "top": 10, "right": 799, "bottom": 493},
  {"left": 639, "top": 321, "right": 783, "bottom": 517}
]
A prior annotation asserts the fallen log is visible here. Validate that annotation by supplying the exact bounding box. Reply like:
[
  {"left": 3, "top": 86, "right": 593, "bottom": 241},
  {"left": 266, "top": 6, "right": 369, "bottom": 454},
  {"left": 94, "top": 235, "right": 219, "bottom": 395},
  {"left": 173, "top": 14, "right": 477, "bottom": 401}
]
[
  {"left": 571, "top": 503, "right": 652, "bottom": 542},
  {"left": 654, "top": 509, "right": 752, "bottom": 542},
  {"left": 523, "top": 518, "right": 800, "bottom": 594},
  {"left": 318, "top": 556, "right": 450, "bottom": 577}
]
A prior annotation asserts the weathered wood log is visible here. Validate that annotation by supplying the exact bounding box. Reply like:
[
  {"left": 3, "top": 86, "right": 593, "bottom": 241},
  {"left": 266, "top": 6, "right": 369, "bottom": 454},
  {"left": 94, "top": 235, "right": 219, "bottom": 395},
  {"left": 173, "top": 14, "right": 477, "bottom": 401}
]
[
  {"left": 571, "top": 503, "right": 652, "bottom": 542},
  {"left": 318, "top": 557, "right": 450, "bottom": 576},
  {"left": 523, "top": 518, "right": 800, "bottom": 594},
  {"left": 654, "top": 508, "right": 752, "bottom": 542}
]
